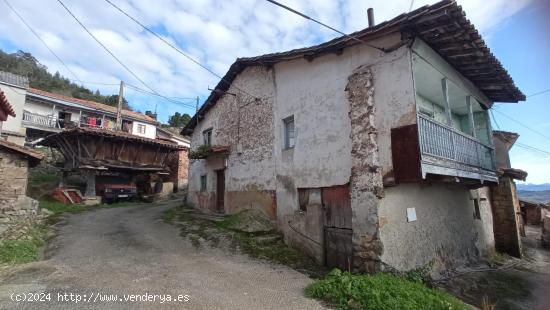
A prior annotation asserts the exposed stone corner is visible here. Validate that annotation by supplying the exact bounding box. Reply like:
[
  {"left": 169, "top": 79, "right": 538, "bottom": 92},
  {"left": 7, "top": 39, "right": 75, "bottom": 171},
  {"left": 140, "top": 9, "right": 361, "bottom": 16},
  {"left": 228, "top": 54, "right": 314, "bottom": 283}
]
[{"left": 346, "top": 65, "right": 384, "bottom": 273}]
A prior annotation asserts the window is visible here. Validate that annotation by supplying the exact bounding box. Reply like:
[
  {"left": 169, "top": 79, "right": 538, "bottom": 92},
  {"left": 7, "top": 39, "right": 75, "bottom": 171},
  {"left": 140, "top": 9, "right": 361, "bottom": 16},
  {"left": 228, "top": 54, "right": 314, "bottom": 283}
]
[
  {"left": 203, "top": 128, "right": 213, "bottom": 146},
  {"left": 137, "top": 124, "right": 146, "bottom": 134},
  {"left": 200, "top": 175, "right": 207, "bottom": 192},
  {"left": 283, "top": 116, "right": 295, "bottom": 149}
]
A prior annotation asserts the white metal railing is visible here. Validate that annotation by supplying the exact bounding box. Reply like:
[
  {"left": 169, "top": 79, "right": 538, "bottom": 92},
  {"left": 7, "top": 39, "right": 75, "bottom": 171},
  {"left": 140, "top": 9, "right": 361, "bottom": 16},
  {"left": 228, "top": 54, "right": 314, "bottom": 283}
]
[
  {"left": 418, "top": 114, "right": 495, "bottom": 171},
  {"left": 22, "top": 111, "right": 58, "bottom": 128}
]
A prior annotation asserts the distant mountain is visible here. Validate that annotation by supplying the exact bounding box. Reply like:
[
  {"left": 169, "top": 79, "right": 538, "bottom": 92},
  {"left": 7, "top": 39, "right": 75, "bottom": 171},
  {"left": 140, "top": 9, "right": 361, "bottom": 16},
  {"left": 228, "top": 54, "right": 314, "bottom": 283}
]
[
  {"left": 518, "top": 190, "right": 550, "bottom": 204},
  {"left": 516, "top": 183, "right": 550, "bottom": 191}
]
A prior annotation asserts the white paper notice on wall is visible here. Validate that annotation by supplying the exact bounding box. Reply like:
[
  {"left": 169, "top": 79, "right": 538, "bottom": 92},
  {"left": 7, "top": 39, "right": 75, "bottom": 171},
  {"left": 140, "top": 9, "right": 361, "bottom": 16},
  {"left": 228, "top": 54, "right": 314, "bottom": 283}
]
[{"left": 407, "top": 208, "right": 417, "bottom": 222}]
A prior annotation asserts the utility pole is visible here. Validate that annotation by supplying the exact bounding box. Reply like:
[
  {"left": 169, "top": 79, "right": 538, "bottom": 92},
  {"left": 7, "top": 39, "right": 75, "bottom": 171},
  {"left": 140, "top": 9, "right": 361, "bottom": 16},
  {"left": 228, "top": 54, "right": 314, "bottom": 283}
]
[
  {"left": 195, "top": 96, "right": 199, "bottom": 113},
  {"left": 115, "top": 81, "right": 124, "bottom": 131}
]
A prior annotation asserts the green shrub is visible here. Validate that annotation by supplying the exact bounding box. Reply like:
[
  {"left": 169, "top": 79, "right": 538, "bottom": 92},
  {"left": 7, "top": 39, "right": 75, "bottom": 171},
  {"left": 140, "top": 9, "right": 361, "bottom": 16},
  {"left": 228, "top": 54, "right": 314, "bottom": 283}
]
[
  {"left": 0, "top": 224, "right": 47, "bottom": 265},
  {"left": 305, "top": 270, "right": 468, "bottom": 310},
  {"left": 39, "top": 199, "right": 137, "bottom": 215},
  {"left": 0, "top": 241, "right": 38, "bottom": 264}
]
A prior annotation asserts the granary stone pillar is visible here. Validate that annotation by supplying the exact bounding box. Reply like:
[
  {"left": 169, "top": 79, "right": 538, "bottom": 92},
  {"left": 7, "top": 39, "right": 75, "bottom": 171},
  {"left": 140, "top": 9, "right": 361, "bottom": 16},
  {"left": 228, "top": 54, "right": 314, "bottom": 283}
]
[
  {"left": 83, "top": 170, "right": 97, "bottom": 198},
  {"left": 346, "top": 65, "right": 384, "bottom": 273},
  {"left": 490, "top": 173, "right": 523, "bottom": 257}
]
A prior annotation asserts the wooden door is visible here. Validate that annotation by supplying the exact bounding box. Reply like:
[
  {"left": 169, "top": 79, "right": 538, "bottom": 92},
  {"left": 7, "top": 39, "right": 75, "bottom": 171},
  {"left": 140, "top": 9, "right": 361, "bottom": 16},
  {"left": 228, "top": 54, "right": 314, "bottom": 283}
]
[
  {"left": 216, "top": 170, "right": 225, "bottom": 214},
  {"left": 322, "top": 185, "right": 352, "bottom": 271}
]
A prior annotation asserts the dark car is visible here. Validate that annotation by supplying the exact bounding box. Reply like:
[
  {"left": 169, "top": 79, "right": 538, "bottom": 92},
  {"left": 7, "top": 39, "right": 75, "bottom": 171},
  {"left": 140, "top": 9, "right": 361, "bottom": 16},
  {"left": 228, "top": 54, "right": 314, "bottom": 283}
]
[{"left": 96, "top": 182, "right": 137, "bottom": 203}]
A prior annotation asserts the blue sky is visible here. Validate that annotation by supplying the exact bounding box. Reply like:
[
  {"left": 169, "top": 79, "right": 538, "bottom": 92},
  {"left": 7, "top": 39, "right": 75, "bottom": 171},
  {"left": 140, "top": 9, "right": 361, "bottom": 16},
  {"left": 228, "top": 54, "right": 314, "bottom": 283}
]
[
  {"left": 486, "top": 0, "right": 550, "bottom": 184},
  {"left": 0, "top": 0, "right": 548, "bottom": 183}
]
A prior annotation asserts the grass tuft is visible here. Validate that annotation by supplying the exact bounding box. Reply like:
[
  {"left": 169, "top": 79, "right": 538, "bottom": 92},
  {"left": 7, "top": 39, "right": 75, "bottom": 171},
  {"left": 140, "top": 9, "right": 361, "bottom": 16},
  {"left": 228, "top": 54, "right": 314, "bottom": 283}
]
[
  {"left": 39, "top": 199, "right": 139, "bottom": 215},
  {"left": 305, "top": 269, "right": 469, "bottom": 310},
  {"left": 0, "top": 224, "right": 47, "bottom": 265}
]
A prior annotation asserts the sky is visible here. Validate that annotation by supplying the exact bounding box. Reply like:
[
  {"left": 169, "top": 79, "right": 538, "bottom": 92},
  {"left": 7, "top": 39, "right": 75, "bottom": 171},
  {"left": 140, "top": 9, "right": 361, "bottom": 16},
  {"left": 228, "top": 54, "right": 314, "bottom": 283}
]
[{"left": 0, "top": 0, "right": 548, "bottom": 183}]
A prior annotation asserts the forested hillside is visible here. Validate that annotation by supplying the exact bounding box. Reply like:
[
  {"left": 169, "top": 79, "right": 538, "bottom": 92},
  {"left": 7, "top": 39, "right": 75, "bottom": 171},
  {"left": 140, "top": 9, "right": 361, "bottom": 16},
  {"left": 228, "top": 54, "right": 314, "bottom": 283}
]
[{"left": 0, "top": 49, "right": 130, "bottom": 110}]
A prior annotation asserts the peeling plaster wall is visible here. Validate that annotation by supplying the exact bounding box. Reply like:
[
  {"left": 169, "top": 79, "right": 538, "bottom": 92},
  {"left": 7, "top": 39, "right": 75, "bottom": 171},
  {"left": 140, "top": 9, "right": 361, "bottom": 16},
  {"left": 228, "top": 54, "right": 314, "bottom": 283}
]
[
  {"left": 272, "top": 34, "right": 410, "bottom": 265},
  {"left": 273, "top": 34, "right": 405, "bottom": 217},
  {"left": 473, "top": 187, "right": 495, "bottom": 256},
  {"left": 186, "top": 33, "right": 497, "bottom": 272},
  {"left": 187, "top": 66, "right": 276, "bottom": 217},
  {"left": 371, "top": 47, "right": 417, "bottom": 182},
  {"left": 379, "top": 183, "right": 494, "bottom": 271}
]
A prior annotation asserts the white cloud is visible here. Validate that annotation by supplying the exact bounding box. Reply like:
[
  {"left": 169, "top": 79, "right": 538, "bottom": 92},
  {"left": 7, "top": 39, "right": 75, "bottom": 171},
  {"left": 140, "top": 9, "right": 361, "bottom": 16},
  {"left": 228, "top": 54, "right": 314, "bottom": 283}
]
[
  {"left": 0, "top": 0, "right": 533, "bottom": 125},
  {"left": 511, "top": 148, "right": 550, "bottom": 184}
]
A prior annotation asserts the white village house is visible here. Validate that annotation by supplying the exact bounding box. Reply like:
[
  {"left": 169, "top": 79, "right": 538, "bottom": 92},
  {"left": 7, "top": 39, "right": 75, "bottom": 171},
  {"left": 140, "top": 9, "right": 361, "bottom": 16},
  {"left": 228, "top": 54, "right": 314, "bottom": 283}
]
[
  {"left": 182, "top": 0, "right": 525, "bottom": 273},
  {"left": 22, "top": 87, "right": 159, "bottom": 141}
]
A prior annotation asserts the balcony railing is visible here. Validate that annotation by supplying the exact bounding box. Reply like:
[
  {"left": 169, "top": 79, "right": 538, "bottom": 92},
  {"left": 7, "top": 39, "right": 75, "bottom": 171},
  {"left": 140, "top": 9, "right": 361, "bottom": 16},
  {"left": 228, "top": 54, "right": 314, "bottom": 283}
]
[
  {"left": 418, "top": 114, "right": 495, "bottom": 173},
  {"left": 22, "top": 111, "right": 59, "bottom": 129}
]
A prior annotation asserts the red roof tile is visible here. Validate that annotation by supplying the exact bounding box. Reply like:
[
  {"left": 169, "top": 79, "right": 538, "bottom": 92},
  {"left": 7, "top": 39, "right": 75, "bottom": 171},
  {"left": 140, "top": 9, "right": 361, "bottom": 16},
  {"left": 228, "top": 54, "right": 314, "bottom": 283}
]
[{"left": 0, "top": 91, "right": 16, "bottom": 121}]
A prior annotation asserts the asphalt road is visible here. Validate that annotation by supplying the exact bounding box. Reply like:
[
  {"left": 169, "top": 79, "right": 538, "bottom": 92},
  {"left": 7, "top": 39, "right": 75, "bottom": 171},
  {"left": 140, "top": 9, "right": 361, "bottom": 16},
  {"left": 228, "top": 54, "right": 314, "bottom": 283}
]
[{"left": 0, "top": 200, "right": 324, "bottom": 309}]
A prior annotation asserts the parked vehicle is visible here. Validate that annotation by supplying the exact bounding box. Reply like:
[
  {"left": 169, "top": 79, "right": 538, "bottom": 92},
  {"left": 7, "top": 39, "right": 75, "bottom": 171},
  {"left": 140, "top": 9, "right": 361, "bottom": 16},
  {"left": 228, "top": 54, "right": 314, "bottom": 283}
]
[{"left": 96, "top": 176, "right": 137, "bottom": 203}]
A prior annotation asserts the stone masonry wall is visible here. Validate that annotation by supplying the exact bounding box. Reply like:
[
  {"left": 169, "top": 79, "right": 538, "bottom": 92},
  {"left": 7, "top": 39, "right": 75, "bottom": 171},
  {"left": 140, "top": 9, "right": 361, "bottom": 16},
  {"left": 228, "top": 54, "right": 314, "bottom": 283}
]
[
  {"left": 490, "top": 176, "right": 522, "bottom": 257},
  {"left": 346, "top": 65, "right": 384, "bottom": 273},
  {"left": 0, "top": 149, "right": 42, "bottom": 223},
  {"left": 0, "top": 150, "right": 29, "bottom": 203}
]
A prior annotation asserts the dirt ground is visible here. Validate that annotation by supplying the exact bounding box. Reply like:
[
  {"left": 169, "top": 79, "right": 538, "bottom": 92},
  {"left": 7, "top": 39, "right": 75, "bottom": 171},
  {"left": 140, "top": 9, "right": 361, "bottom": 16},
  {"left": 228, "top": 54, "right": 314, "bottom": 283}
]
[
  {"left": 438, "top": 225, "right": 550, "bottom": 310},
  {"left": 0, "top": 200, "right": 324, "bottom": 309}
]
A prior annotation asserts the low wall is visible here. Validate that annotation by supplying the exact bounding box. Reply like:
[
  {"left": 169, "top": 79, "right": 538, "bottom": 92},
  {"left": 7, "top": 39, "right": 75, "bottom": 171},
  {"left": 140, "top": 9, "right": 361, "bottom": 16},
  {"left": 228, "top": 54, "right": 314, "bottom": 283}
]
[{"left": 379, "top": 183, "right": 493, "bottom": 271}]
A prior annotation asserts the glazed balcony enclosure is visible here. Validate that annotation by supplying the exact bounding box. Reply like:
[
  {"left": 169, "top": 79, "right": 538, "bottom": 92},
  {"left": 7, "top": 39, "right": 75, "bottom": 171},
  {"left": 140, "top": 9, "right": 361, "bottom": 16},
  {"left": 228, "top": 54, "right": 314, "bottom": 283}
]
[{"left": 392, "top": 54, "right": 497, "bottom": 185}]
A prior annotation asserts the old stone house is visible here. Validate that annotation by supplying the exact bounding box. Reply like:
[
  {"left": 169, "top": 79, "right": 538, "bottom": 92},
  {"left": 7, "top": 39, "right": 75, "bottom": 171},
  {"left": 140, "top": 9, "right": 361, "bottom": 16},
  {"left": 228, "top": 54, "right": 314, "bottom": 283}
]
[
  {"left": 0, "top": 86, "right": 44, "bottom": 224},
  {"left": 0, "top": 139, "right": 43, "bottom": 221},
  {"left": 182, "top": 0, "right": 524, "bottom": 272}
]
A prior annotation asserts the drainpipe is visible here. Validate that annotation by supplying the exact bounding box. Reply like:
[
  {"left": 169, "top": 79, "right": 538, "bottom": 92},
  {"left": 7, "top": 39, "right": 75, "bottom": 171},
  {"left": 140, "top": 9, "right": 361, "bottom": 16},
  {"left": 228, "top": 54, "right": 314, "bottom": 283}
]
[{"left": 367, "top": 8, "right": 375, "bottom": 27}]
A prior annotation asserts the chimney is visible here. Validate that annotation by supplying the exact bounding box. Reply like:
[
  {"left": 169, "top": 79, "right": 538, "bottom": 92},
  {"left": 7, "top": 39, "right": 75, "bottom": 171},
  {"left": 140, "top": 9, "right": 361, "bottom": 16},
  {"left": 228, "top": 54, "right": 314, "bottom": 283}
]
[
  {"left": 145, "top": 110, "right": 157, "bottom": 120},
  {"left": 367, "top": 8, "right": 375, "bottom": 27}
]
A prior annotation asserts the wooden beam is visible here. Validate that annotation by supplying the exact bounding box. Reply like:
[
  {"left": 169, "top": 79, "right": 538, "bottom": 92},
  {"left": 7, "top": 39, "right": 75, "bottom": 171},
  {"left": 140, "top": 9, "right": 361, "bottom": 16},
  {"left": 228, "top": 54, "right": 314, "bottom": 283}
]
[
  {"left": 117, "top": 140, "right": 126, "bottom": 158},
  {"left": 466, "top": 96, "right": 476, "bottom": 138},
  {"left": 441, "top": 78, "right": 452, "bottom": 126},
  {"left": 133, "top": 144, "right": 143, "bottom": 164},
  {"left": 93, "top": 136, "right": 104, "bottom": 159},
  {"left": 76, "top": 137, "right": 92, "bottom": 158}
]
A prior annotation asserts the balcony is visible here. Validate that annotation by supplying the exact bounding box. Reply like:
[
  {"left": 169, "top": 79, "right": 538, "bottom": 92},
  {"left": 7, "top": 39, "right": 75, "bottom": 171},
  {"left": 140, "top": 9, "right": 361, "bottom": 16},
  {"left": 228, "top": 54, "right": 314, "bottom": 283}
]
[
  {"left": 417, "top": 114, "right": 497, "bottom": 182},
  {"left": 22, "top": 111, "right": 61, "bottom": 132},
  {"left": 390, "top": 53, "right": 499, "bottom": 185},
  {"left": 391, "top": 116, "right": 497, "bottom": 185}
]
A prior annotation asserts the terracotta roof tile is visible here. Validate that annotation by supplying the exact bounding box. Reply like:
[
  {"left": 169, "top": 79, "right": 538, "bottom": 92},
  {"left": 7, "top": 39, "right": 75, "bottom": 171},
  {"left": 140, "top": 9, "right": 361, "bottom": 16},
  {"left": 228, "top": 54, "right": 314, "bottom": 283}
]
[{"left": 0, "top": 91, "right": 16, "bottom": 121}]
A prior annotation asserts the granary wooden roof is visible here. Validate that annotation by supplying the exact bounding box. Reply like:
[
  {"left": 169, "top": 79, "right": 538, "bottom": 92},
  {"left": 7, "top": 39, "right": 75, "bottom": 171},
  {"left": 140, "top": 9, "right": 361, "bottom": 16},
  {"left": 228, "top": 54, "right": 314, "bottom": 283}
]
[
  {"left": 28, "top": 88, "right": 159, "bottom": 125},
  {"left": 39, "top": 127, "right": 187, "bottom": 150},
  {"left": 182, "top": 0, "right": 524, "bottom": 134}
]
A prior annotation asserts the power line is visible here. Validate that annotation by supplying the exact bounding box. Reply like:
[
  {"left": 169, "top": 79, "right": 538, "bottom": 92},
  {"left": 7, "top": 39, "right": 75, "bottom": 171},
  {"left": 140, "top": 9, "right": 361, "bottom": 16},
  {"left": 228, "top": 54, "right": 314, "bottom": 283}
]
[
  {"left": 3, "top": 0, "right": 82, "bottom": 82},
  {"left": 66, "top": 78, "right": 120, "bottom": 86},
  {"left": 125, "top": 84, "right": 195, "bottom": 108},
  {"left": 492, "top": 109, "right": 550, "bottom": 142},
  {"left": 265, "top": 0, "right": 385, "bottom": 52},
  {"left": 516, "top": 142, "right": 550, "bottom": 157},
  {"left": 125, "top": 83, "right": 196, "bottom": 109},
  {"left": 409, "top": 0, "right": 415, "bottom": 12},
  {"left": 491, "top": 109, "right": 550, "bottom": 157},
  {"left": 56, "top": 0, "right": 187, "bottom": 110},
  {"left": 527, "top": 88, "right": 550, "bottom": 98},
  {"left": 102, "top": 0, "right": 258, "bottom": 100}
]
